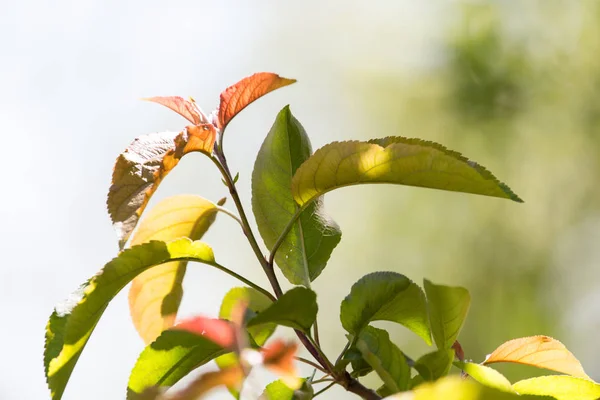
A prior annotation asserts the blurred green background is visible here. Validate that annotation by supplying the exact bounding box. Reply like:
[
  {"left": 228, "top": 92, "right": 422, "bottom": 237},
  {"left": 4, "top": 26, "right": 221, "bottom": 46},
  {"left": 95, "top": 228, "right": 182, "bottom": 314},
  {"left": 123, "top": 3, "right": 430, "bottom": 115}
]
[{"left": 2, "top": 1, "right": 598, "bottom": 399}]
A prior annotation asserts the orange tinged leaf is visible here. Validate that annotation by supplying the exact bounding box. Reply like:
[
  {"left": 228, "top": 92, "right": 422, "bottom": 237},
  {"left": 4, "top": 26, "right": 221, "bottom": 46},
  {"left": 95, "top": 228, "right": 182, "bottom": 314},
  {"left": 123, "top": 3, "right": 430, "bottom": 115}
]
[
  {"left": 483, "top": 336, "right": 590, "bottom": 379},
  {"left": 169, "top": 366, "right": 244, "bottom": 400},
  {"left": 217, "top": 72, "right": 296, "bottom": 130},
  {"left": 174, "top": 317, "right": 237, "bottom": 349},
  {"left": 107, "top": 124, "right": 217, "bottom": 248},
  {"left": 144, "top": 96, "right": 206, "bottom": 124},
  {"left": 128, "top": 195, "right": 219, "bottom": 344},
  {"left": 261, "top": 340, "right": 301, "bottom": 389}
]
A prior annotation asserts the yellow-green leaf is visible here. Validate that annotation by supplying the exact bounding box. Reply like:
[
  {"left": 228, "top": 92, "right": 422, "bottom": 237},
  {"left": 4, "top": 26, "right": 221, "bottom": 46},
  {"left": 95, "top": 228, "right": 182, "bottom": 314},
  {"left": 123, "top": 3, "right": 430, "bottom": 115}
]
[
  {"left": 513, "top": 376, "right": 600, "bottom": 400},
  {"left": 424, "top": 279, "right": 470, "bottom": 349},
  {"left": 291, "top": 138, "right": 523, "bottom": 207},
  {"left": 129, "top": 195, "right": 218, "bottom": 344},
  {"left": 414, "top": 349, "right": 455, "bottom": 381},
  {"left": 454, "top": 361, "right": 514, "bottom": 392},
  {"left": 107, "top": 125, "right": 217, "bottom": 249},
  {"left": 44, "top": 239, "right": 215, "bottom": 400},
  {"left": 483, "top": 336, "right": 590, "bottom": 379}
]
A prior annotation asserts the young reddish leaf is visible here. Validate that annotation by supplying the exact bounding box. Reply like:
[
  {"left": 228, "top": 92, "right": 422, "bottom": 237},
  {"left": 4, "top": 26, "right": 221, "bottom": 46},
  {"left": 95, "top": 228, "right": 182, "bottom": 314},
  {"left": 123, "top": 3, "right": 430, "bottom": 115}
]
[
  {"left": 483, "top": 336, "right": 590, "bottom": 379},
  {"left": 168, "top": 366, "right": 245, "bottom": 400},
  {"left": 128, "top": 195, "right": 219, "bottom": 344},
  {"left": 107, "top": 124, "right": 217, "bottom": 248},
  {"left": 261, "top": 340, "right": 301, "bottom": 389},
  {"left": 174, "top": 317, "right": 236, "bottom": 349},
  {"left": 143, "top": 96, "right": 206, "bottom": 125},
  {"left": 217, "top": 72, "right": 296, "bottom": 130}
]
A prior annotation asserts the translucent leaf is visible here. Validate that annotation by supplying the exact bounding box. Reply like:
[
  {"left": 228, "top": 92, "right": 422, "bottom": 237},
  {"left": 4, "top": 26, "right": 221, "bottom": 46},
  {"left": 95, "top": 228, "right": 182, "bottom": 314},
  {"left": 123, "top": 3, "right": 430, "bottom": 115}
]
[
  {"left": 107, "top": 125, "right": 217, "bottom": 248},
  {"left": 247, "top": 287, "right": 317, "bottom": 334},
  {"left": 126, "top": 329, "right": 228, "bottom": 399},
  {"left": 174, "top": 316, "right": 237, "bottom": 349},
  {"left": 414, "top": 349, "right": 455, "bottom": 381},
  {"left": 252, "top": 106, "right": 341, "bottom": 285},
  {"left": 259, "top": 379, "right": 313, "bottom": 400},
  {"left": 356, "top": 326, "right": 411, "bottom": 394},
  {"left": 513, "top": 375, "right": 600, "bottom": 400},
  {"left": 424, "top": 279, "right": 470, "bottom": 349},
  {"left": 167, "top": 366, "right": 245, "bottom": 400},
  {"left": 385, "top": 376, "right": 547, "bottom": 400},
  {"left": 483, "top": 336, "right": 590, "bottom": 379},
  {"left": 143, "top": 96, "right": 205, "bottom": 124},
  {"left": 217, "top": 72, "right": 296, "bottom": 130},
  {"left": 261, "top": 340, "right": 302, "bottom": 390},
  {"left": 291, "top": 137, "right": 523, "bottom": 207},
  {"left": 44, "top": 239, "right": 215, "bottom": 400},
  {"left": 454, "top": 361, "right": 514, "bottom": 392},
  {"left": 340, "top": 272, "right": 431, "bottom": 345},
  {"left": 129, "top": 195, "right": 218, "bottom": 343}
]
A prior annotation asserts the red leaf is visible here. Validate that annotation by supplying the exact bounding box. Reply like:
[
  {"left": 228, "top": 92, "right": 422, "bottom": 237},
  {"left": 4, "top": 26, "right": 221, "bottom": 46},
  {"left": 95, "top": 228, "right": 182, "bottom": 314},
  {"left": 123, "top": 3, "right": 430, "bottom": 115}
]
[
  {"left": 144, "top": 96, "right": 206, "bottom": 124},
  {"left": 262, "top": 340, "right": 301, "bottom": 389},
  {"left": 169, "top": 366, "right": 244, "bottom": 400},
  {"left": 217, "top": 72, "right": 296, "bottom": 130},
  {"left": 174, "top": 317, "right": 236, "bottom": 349}
]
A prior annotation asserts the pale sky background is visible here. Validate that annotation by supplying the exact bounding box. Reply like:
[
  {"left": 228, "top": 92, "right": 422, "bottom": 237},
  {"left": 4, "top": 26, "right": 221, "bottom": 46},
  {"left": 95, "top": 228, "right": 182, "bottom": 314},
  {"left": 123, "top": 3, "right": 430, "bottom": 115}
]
[{"left": 3, "top": 1, "right": 598, "bottom": 400}]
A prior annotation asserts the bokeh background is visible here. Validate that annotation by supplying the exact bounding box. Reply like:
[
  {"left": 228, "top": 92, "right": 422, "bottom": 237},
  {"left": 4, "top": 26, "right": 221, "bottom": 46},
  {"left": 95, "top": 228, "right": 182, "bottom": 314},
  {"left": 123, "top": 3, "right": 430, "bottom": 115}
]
[{"left": 2, "top": 1, "right": 599, "bottom": 399}]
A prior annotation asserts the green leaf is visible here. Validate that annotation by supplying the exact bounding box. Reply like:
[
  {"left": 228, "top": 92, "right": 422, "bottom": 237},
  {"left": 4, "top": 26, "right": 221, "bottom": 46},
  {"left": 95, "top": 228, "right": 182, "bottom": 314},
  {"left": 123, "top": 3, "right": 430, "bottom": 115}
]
[
  {"left": 260, "top": 379, "right": 313, "bottom": 400},
  {"left": 127, "top": 329, "right": 228, "bottom": 399},
  {"left": 252, "top": 106, "right": 342, "bottom": 285},
  {"left": 454, "top": 362, "right": 514, "bottom": 393},
  {"left": 291, "top": 137, "right": 523, "bottom": 207},
  {"left": 423, "top": 279, "right": 470, "bottom": 349},
  {"left": 214, "top": 353, "right": 240, "bottom": 399},
  {"left": 220, "top": 287, "right": 276, "bottom": 345},
  {"left": 129, "top": 195, "right": 219, "bottom": 344},
  {"left": 356, "top": 326, "right": 411, "bottom": 394},
  {"left": 341, "top": 347, "right": 373, "bottom": 378},
  {"left": 340, "top": 272, "right": 431, "bottom": 345},
  {"left": 247, "top": 287, "right": 317, "bottom": 333},
  {"left": 513, "top": 376, "right": 600, "bottom": 400},
  {"left": 414, "top": 349, "right": 455, "bottom": 381},
  {"left": 385, "top": 376, "right": 548, "bottom": 400},
  {"left": 44, "top": 238, "right": 215, "bottom": 400}
]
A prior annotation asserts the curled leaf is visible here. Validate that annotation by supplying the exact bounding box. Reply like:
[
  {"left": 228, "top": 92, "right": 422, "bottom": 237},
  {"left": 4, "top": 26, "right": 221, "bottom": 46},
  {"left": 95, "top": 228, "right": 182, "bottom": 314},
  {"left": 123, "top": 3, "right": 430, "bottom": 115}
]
[
  {"left": 108, "top": 125, "right": 217, "bottom": 248},
  {"left": 144, "top": 96, "right": 206, "bottom": 124},
  {"left": 483, "top": 336, "right": 590, "bottom": 379},
  {"left": 129, "top": 195, "right": 219, "bottom": 344},
  {"left": 218, "top": 72, "right": 296, "bottom": 130},
  {"left": 291, "top": 137, "right": 523, "bottom": 207}
]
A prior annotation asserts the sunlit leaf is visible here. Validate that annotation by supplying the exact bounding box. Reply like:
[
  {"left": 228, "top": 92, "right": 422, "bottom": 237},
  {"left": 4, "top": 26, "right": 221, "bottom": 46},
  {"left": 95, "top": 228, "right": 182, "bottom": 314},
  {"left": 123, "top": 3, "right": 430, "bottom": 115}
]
[
  {"left": 483, "top": 336, "right": 590, "bottom": 379},
  {"left": 108, "top": 125, "right": 217, "bottom": 248},
  {"left": 262, "top": 340, "right": 301, "bottom": 390},
  {"left": 247, "top": 287, "right": 317, "bottom": 334},
  {"left": 340, "top": 272, "right": 431, "bottom": 344},
  {"left": 454, "top": 361, "right": 514, "bottom": 392},
  {"left": 513, "top": 375, "right": 600, "bottom": 400},
  {"left": 44, "top": 239, "right": 215, "bottom": 400},
  {"left": 424, "top": 279, "right": 470, "bottom": 349},
  {"left": 414, "top": 349, "right": 455, "bottom": 381},
  {"left": 126, "top": 329, "right": 228, "bottom": 399},
  {"left": 291, "top": 137, "right": 523, "bottom": 207},
  {"left": 129, "top": 195, "right": 219, "bottom": 343},
  {"left": 260, "top": 379, "right": 313, "bottom": 400},
  {"left": 356, "top": 326, "right": 411, "bottom": 394},
  {"left": 143, "top": 96, "right": 206, "bottom": 124},
  {"left": 217, "top": 72, "right": 296, "bottom": 130},
  {"left": 168, "top": 366, "right": 245, "bottom": 400},
  {"left": 385, "top": 375, "right": 547, "bottom": 400},
  {"left": 252, "top": 106, "right": 341, "bottom": 285}
]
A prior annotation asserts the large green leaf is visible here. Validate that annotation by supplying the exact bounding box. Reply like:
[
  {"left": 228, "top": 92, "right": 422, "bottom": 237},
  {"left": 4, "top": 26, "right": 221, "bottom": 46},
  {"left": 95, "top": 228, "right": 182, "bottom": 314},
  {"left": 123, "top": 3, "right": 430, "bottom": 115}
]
[
  {"left": 126, "top": 329, "right": 228, "bottom": 399},
  {"left": 454, "top": 361, "right": 514, "bottom": 392},
  {"left": 252, "top": 106, "right": 341, "bottom": 285},
  {"left": 513, "top": 376, "right": 600, "bottom": 400},
  {"left": 414, "top": 349, "right": 455, "bottom": 381},
  {"left": 291, "top": 137, "right": 523, "bottom": 207},
  {"left": 340, "top": 272, "right": 431, "bottom": 344},
  {"left": 129, "top": 195, "right": 219, "bottom": 344},
  {"left": 44, "top": 239, "right": 215, "bottom": 400},
  {"left": 423, "top": 279, "right": 470, "bottom": 349},
  {"left": 259, "top": 379, "right": 313, "bottom": 400},
  {"left": 247, "top": 287, "right": 318, "bottom": 334},
  {"left": 356, "top": 326, "right": 411, "bottom": 394},
  {"left": 385, "top": 376, "right": 548, "bottom": 400}
]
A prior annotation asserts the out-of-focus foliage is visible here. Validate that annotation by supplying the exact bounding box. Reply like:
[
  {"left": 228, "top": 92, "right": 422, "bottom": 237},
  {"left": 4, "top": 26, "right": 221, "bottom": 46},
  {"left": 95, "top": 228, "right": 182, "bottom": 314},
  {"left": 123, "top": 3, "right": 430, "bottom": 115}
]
[{"left": 349, "top": 1, "right": 600, "bottom": 384}]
